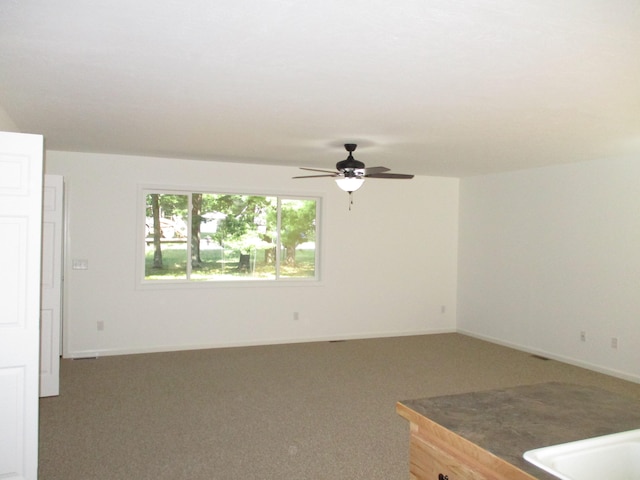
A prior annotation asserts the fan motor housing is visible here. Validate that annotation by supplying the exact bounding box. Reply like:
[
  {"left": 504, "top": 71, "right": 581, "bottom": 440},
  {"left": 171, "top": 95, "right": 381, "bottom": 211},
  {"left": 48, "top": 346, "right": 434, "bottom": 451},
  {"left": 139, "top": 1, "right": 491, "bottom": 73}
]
[{"left": 336, "top": 156, "right": 365, "bottom": 172}]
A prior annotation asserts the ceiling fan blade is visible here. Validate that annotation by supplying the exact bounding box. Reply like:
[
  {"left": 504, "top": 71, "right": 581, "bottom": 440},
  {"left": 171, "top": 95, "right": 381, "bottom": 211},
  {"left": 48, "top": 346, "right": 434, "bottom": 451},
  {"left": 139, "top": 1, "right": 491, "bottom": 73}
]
[
  {"left": 292, "top": 174, "right": 339, "bottom": 179},
  {"left": 366, "top": 173, "right": 415, "bottom": 179},
  {"left": 363, "top": 166, "right": 390, "bottom": 175},
  {"left": 299, "top": 167, "right": 339, "bottom": 174}
]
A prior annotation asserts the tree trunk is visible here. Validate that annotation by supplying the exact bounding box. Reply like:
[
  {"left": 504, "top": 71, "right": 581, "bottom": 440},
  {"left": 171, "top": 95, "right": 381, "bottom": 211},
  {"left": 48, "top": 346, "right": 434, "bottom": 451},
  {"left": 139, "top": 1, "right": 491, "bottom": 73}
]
[
  {"left": 264, "top": 246, "right": 276, "bottom": 264},
  {"left": 191, "top": 193, "right": 203, "bottom": 266},
  {"left": 285, "top": 245, "right": 296, "bottom": 265},
  {"left": 151, "top": 194, "right": 163, "bottom": 268}
]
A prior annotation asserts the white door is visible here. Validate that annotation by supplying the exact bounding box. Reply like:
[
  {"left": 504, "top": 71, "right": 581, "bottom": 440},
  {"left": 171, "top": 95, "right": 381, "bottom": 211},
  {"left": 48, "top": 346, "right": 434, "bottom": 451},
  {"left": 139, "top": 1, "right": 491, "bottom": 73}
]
[
  {"left": 0, "top": 131, "right": 43, "bottom": 480},
  {"left": 40, "top": 175, "right": 63, "bottom": 397}
]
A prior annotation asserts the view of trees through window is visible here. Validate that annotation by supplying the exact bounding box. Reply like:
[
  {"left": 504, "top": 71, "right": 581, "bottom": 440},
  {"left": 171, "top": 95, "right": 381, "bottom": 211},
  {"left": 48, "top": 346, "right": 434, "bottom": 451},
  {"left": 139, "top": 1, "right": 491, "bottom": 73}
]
[{"left": 144, "top": 192, "right": 318, "bottom": 281}]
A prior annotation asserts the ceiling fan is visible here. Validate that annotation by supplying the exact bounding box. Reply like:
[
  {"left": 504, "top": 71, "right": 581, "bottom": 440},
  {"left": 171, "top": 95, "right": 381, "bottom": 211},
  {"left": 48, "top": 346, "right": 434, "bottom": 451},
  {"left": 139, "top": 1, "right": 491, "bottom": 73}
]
[{"left": 293, "top": 143, "right": 414, "bottom": 208}]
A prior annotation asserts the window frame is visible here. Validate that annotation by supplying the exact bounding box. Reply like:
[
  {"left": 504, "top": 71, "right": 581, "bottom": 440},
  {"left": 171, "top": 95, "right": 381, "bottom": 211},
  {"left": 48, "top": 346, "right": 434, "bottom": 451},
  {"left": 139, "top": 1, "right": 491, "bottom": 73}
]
[{"left": 136, "top": 184, "right": 322, "bottom": 289}]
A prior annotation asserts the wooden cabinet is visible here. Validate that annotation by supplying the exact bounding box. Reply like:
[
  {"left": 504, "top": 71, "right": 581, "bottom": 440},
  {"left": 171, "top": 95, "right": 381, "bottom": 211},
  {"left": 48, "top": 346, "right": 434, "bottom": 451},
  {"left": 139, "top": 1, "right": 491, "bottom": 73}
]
[
  {"left": 397, "top": 402, "right": 536, "bottom": 480},
  {"left": 409, "top": 429, "right": 491, "bottom": 480},
  {"left": 397, "top": 384, "right": 640, "bottom": 480}
]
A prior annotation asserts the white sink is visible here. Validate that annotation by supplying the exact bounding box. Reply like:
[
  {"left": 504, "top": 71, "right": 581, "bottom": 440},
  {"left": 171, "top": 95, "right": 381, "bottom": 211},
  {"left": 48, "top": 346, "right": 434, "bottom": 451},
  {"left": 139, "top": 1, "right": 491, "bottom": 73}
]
[{"left": 523, "top": 429, "right": 640, "bottom": 480}]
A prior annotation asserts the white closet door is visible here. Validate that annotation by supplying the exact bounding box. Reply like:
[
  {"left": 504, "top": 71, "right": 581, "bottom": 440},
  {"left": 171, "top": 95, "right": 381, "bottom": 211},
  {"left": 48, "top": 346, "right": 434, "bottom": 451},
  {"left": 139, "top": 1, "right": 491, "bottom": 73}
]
[
  {"left": 0, "top": 131, "right": 43, "bottom": 480},
  {"left": 40, "top": 174, "right": 63, "bottom": 397}
]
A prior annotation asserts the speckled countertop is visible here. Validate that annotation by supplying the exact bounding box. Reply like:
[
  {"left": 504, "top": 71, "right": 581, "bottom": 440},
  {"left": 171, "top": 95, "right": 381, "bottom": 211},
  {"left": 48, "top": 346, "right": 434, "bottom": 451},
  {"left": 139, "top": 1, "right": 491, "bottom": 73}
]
[{"left": 400, "top": 382, "right": 640, "bottom": 480}]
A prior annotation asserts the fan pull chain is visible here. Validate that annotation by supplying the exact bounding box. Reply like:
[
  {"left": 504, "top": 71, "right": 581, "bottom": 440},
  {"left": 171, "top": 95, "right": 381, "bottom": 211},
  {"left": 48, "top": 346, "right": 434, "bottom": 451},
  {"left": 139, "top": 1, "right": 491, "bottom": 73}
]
[{"left": 348, "top": 191, "right": 354, "bottom": 211}]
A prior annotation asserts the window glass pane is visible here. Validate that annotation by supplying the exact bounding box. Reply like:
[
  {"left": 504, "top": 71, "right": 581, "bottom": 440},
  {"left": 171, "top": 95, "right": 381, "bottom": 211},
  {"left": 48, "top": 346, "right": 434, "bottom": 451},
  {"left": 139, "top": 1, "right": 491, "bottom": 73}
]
[
  {"left": 142, "top": 191, "right": 319, "bottom": 283},
  {"left": 144, "top": 193, "right": 189, "bottom": 280},
  {"left": 191, "top": 194, "right": 277, "bottom": 280},
  {"left": 279, "top": 198, "right": 317, "bottom": 278}
]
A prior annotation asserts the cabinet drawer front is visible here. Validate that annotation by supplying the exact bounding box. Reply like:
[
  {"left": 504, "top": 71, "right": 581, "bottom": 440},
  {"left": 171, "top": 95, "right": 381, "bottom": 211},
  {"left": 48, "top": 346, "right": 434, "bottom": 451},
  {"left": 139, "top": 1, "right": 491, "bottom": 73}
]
[{"left": 410, "top": 434, "right": 491, "bottom": 480}]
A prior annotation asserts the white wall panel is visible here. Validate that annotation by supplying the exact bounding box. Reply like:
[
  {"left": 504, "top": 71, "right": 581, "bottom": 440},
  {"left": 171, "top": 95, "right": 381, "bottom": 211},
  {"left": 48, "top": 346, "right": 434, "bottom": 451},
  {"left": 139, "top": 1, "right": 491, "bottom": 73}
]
[
  {"left": 45, "top": 151, "right": 459, "bottom": 357},
  {"left": 458, "top": 157, "right": 640, "bottom": 382}
]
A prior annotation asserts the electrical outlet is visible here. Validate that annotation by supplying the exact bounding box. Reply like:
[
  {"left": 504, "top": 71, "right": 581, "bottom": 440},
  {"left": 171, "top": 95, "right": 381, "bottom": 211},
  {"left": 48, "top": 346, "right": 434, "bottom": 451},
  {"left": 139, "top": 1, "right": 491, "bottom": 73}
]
[
  {"left": 72, "top": 258, "right": 89, "bottom": 270},
  {"left": 580, "top": 331, "right": 586, "bottom": 342},
  {"left": 97, "top": 320, "right": 104, "bottom": 331},
  {"left": 293, "top": 312, "right": 299, "bottom": 321},
  {"left": 611, "top": 337, "right": 618, "bottom": 349}
]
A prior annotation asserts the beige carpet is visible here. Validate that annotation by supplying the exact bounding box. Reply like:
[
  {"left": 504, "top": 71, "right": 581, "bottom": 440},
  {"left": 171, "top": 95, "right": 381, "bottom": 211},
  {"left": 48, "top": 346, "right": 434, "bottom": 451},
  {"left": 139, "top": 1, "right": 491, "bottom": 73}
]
[{"left": 39, "top": 333, "right": 640, "bottom": 479}]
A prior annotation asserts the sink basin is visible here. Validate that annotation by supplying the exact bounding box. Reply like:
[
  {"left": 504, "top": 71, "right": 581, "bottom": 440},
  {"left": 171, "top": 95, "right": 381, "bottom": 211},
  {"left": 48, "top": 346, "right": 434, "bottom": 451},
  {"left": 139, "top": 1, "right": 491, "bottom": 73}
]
[{"left": 523, "top": 429, "right": 640, "bottom": 480}]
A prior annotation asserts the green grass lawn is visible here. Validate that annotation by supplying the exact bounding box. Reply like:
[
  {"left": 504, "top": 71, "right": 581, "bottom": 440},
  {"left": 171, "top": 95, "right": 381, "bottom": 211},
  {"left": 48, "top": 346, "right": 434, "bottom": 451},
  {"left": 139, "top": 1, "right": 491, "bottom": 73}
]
[{"left": 145, "top": 245, "right": 315, "bottom": 280}]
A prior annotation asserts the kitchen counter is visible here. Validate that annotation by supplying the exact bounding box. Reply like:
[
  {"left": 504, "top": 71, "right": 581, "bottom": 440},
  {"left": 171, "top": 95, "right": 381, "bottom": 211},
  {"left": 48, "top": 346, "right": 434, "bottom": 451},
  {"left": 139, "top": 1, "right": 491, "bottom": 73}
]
[{"left": 397, "top": 382, "right": 640, "bottom": 479}]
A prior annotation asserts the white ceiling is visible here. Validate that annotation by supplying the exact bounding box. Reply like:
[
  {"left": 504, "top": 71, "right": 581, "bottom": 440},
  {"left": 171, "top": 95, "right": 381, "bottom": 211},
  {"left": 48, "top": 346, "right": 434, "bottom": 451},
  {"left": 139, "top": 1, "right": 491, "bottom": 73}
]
[{"left": 1, "top": 1, "right": 639, "bottom": 177}]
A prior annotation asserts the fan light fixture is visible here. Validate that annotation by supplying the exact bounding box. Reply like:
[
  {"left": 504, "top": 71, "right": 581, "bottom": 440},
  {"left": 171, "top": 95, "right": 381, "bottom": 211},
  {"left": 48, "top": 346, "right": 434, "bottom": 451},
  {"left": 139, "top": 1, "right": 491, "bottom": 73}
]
[{"left": 335, "top": 176, "right": 364, "bottom": 192}]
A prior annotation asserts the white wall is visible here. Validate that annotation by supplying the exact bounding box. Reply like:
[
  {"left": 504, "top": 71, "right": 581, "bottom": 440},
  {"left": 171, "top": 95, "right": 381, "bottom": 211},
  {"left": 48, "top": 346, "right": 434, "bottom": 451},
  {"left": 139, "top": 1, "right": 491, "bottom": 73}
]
[
  {"left": 458, "top": 157, "right": 640, "bottom": 381},
  {"left": 45, "top": 151, "right": 459, "bottom": 358},
  {"left": 0, "top": 104, "right": 20, "bottom": 132}
]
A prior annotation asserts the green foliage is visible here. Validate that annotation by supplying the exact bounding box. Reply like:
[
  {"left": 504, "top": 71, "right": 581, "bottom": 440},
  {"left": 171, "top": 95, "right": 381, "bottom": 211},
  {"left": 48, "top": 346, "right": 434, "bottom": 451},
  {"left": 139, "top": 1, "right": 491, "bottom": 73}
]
[
  {"left": 203, "top": 194, "right": 275, "bottom": 251},
  {"left": 146, "top": 193, "right": 188, "bottom": 218},
  {"left": 280, "top": 199, "right": 316, "bottom": 249},
  {"left": 279, "top": 199, "right": 316, "bottom": 265}
]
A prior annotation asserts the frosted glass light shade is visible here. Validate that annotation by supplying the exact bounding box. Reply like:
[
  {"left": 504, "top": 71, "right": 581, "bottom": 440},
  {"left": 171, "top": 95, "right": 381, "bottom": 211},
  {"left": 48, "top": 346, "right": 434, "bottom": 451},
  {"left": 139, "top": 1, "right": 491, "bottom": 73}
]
[{"left": 335, "top": 177, "right": 364, "bottom": 192}]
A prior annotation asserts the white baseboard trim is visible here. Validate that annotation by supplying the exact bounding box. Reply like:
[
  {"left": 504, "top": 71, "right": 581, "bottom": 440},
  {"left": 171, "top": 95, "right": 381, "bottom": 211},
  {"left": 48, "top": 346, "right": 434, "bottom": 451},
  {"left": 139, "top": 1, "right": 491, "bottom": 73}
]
[
  {"left": 66, "top": 351, "right": 100, "bottom": 359},
  {"left": 457, "top": 329, "right": 640, "bottom": 384},
  {"left": 66, "top": 328, "right": 457, "bottom": 358}
]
